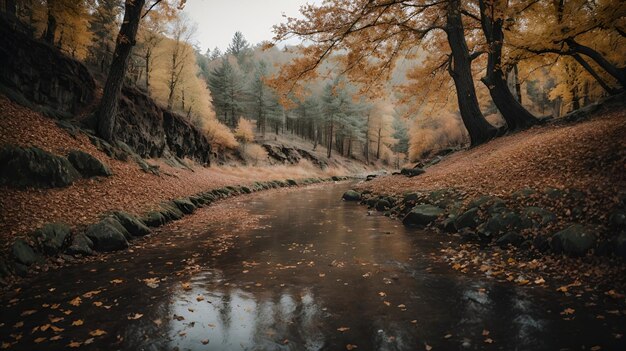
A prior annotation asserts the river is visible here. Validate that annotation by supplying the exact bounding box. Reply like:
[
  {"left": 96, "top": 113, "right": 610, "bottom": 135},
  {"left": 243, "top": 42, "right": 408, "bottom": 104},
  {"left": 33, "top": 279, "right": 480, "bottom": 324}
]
[{"left": 1, "top": 183, "right": 624, "bottom": 350}]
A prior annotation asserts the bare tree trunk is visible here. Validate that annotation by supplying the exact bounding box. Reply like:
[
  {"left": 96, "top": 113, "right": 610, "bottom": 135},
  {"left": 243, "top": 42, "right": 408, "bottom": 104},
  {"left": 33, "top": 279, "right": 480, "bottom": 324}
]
[
  {"left": 96, "top": 0, "right": 146, "bottom": 142},
  {"left": 446, "top": 0, "right": 497, "bottom": 146},
  {"left": 327, "top": 123, "right": 333, "bottom": 158},
  {"left": 376, "top": 127, "right": 381, "bottom": 159},
  {"left": 566, "top": 38, "right": 626, "bottom": 88},
  {"left": 513, "top": 64, "right": 522, "bottom": 103},
  {"left": 479, "top": 0, "right": 538, "bottom": 131}
]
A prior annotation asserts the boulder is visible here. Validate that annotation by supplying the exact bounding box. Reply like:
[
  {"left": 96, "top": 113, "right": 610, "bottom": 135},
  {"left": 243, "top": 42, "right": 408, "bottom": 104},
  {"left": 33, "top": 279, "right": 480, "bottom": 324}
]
[
  {"left": 454, "top": 208, "right": 481, "bottom": 230},
  {"left": 366, "top": 174, "right": 377, "bottom": 181},
  {"left": 142, "top": 211, "right": 167, "bottom": 227},
  {"left": 12, "top": 239, "right": 41, "bottom": 266},
  {"left": 441, "top": 216, "right": 457, "bottom": 233},
  {"left": 67, "top": 150, "right": 112, "bottom": 177},
  {"left": 0, "top": 146, "right": 80, "bottom": 188},
  {"left": 342, "top": 190, "right": 362, "bottom": 201},
  {"left": 479, "top": 212, "right": 529, "bottom": 237},
  {"left": 113, "top": 211, "right": 151, "bottom": 236},
  {"left": 400, "top": 167, "right": 425, "bottom": 177},
  {"left": 523, "top": 207, "right": 557, "bottom": 227},
  {"left": 160, "top": 202, "right": 184, "bottom": 221},
  {"left": 533, "top": 235, "right": 550, "bottom": 252},
  {"left": 551, "top": 224, "right": 596, "bottom": 256},
  {"left": 173, "top": 198, "right": 196, "bottom": 215},
  {"left": 402, "top": 204, "right": 444, "bottom": 226},
  {"left": 31, "top": 222, "right": 71, "bottom": 255},
  {"left": 85, "top": 219, "right": 129, "bottom": 252},
  {"left": 496, "top": 231, "right": 524, "bottom": 248},
  {"left": 286, "top": 179, "right": 298, "bottom": 186},
  {"left": 66, "top": 233, "right": 94, "bottom": 256},
  {"left": 376, "top": 199, "right": 391, "bottom": 211}
]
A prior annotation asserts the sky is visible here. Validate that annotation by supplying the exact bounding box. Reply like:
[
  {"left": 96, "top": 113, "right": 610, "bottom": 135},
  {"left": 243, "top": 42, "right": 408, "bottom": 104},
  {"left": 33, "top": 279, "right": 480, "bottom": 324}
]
[{"left": 183, "top": 0, "right": 317, "bottom": 53}]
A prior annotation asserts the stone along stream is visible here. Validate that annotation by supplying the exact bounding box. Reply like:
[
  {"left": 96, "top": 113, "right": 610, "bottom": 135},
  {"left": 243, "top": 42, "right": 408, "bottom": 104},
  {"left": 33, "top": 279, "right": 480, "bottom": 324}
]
[{"left": 1, "top": 183, "right": 624, "bottom": 350}]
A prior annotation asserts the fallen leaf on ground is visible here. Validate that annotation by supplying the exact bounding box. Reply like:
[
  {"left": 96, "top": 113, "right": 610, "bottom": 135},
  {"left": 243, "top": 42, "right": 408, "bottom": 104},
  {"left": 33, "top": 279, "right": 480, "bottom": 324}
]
[
  {"left": 89, "top": 329, "right": 107, "bottom": 337},
  {"left": 71, "top": 320, "right": 84, "bottom": 326},
  {"left": 337, "top": 327, "right": 350, "bottom": 332}
]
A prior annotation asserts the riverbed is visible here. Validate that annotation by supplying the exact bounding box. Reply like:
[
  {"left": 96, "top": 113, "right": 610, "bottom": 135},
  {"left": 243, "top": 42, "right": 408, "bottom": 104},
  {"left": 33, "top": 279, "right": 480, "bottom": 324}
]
[{"left": 0, "top": 183, "right": 624, "bottom": 350}]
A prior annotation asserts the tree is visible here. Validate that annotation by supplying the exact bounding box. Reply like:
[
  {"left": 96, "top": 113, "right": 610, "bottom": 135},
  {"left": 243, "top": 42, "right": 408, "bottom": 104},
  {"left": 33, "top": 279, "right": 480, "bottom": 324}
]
[
  {"left": 137, "top": 7, "right": 166, "bottom": 95},
  {"left": 248, "top": 60, "right": 281, "bottom": 138},
  {"left": 226, "top": 31, "right": 251, "bottom": 67},
  {"left": 234, "top": 118, "right": 255, "bottom": 145},
  {"left": 87, "top": 0, "right": 123, "bottom": 72},
  {"left": 477, "top": 0, "right": 539, "bottom": 131},
  {"left": 165, "top": 13, "right": 196, "bottom": 109},
  {"left": 273, "top": 0, "right": 499, "bottom": 147},
  {"left": 207, "top": 58, "right": 247, "bottom": 128},
  {"left": 95, "top": 0, "right": 147, "bottom": 142}
]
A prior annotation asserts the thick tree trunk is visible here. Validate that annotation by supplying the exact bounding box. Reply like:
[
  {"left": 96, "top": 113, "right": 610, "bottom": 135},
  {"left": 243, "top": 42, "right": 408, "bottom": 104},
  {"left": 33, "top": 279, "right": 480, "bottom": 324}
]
[
  {"left": 145, "top": 51, "right": 151, "bottom": 95},
  {"left": 446, "top": 0, "right": 497, "bottom": 146},
  {"left": 96, "top": 0, "right": 146, "bottom": 142},
  {"left": 5, "top": 0, "right": 17, "bottom": 19},
  {"left": 566, "top": 39, "right": 626, "bottom": 88},
  {"left": 479, "top": 0, "right": 538, "bottom": 131}
]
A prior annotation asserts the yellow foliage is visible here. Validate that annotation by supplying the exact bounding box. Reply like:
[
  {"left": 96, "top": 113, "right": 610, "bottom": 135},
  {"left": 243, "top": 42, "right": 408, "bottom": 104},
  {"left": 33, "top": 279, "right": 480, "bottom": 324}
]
[{"left": 234, "top": 118, "right": 255, "bottom": 144}]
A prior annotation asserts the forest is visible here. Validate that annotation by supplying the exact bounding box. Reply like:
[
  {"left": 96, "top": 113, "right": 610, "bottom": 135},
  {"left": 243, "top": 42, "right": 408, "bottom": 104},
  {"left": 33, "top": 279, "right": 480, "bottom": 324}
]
[{"left": 0, "top": 0, "right": 624, "bottom": 350}]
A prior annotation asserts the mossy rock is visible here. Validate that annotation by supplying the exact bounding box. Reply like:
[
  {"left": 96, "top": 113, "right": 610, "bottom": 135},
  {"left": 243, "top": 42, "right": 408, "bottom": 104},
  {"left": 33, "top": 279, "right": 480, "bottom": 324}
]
[
  {"left": 67, "top": 150, "right": 112, "bottom": 177},
  {"left": 402, "top": 204, "right": 444, "bottom": 227},
  {"left": 0, "top": 145, "right": 80, "bottom": 188}
]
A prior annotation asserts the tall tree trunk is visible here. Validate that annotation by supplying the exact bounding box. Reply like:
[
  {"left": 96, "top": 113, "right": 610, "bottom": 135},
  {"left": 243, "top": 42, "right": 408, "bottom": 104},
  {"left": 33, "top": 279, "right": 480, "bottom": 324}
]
[
  {"left": 513, "top": 64, "right": 522, "bottom": 103},
  {"left": 327, "top": 123, "right": 333, "bottom": 158},
  {"left": 364, "top": 112, "right": 370, "bottom": 164},
  {"left": 478, "top": 0, "right": 538, "bottom": 131},
  {"left": 446, "top": 0, "right": 497, "bottom": 146},
  {"left": 96, "top": 0, "right": 146, "bottom": 142},
  {"left": 43, "top": 0, "right": 56, "bottom": 44},
  {"left": 5, "top": 0, "right": 17, "bottom": 19},
  {"left": 145, "top": 51, "right": 151, "bottom": 96}
]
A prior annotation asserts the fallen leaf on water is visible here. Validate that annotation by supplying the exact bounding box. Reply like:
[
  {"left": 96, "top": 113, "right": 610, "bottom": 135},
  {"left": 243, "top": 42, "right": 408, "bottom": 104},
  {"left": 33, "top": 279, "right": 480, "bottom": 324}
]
[
  {"left": 69, "top": 297, "right": 82, "bottom": 307},
  {"left": 181, "top": 282, "right": 192, "bottom": 291},
  {"left": 13, "top": 321, "right": 24, "bottom": 328},
  {"left": 84, "top": 338, "right": 94, "bottom": 345},
  {"left": 482, "top": 329, "right": 490, "bottom": 336},
  {"left": 50, "top": 335, "right": 62, "bottom": 341},
  {"left": 153, "top": 319, "right": 162, "bottom": 326},
  {"left": 1, "top": 342, "right": 11, "bottom": 349},
  {"left": 71, "top": 320, "right": 84, "bottom": 326},
  {"left": 561, "top": 308, "right": 575, "bottom": 315},
  {"left": 49, "top": 317, "right": 63, "bottom": 323},
  {"left": 128, "top": 313, "right": 143, "bottom": 320},
  {"left": 67, "top": 341, "right": 82, "bottom": 348},
  {"left": 92, "top": 301, "right": 103, "bottom": 307},
  {"left": 378, "top": 292, "right": 386, "bottom": 297},
  {"left": 397, "top": 304, "right": 406, "bottom": 309},
  {"left": 20, "top": 310, "right": 37, "bottom": 317},
  {"left": 346, "top": 344, "right": 358, "bottom": 350},
  {"left": 89, "top": 329, "right": 107, "bottom": 337},
  {"left": 196, "top": 295, "right": 205, "bottom": 302},
  {"left": 534, "top": 277, "right": 545, "bottom": 285},
  {"left": 424, "top": 343, "right": 432, "bottom": 351},
  {"left": 485, "top": 338, "right": 494, "bottom": 344},
  {"left": 50, "top": 325, "right": 64, "bottom": 332},
  {"left": 82, "top": 290, "right": 101, "bottom": 298},
  {"left": 444, "top": 334, "right": 452, "bottom": 339},
  {"left": 34, "top": 337, "right": 46, "bottom": 343},
  {"left": 110, "top": 279, "right": 123, "bottom": 284},
  {"left": 590, "top": 346, "right": 601, "bottom": 351},
  {"left": 201, "top": 339, "right": 209, "bottom": 345},
  {"left": 337, "top": 327, "right": 350, "bottom": 332}
]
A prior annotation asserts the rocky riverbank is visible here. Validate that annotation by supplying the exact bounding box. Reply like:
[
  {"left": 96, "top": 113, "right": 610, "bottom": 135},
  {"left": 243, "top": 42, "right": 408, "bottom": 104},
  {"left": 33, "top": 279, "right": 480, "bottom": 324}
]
[
  {"left": 0, "top": 176, "right": 349, "bottom": 288},
  {"left": 341, "top": 104, "right": 626, "bottom": 308}
]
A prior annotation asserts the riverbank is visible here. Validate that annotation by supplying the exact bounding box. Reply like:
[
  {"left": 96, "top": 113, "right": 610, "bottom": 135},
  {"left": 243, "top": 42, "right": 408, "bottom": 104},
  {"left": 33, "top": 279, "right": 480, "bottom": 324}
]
[{"left": 348, "top": 104, "right": 626, "bottom": 308}]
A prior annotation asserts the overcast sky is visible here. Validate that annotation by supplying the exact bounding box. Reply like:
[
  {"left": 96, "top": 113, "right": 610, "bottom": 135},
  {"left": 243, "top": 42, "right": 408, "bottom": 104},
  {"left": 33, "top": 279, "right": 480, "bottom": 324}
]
[{"left": 183, "top": 0, "right": 317, "bottom": 53}]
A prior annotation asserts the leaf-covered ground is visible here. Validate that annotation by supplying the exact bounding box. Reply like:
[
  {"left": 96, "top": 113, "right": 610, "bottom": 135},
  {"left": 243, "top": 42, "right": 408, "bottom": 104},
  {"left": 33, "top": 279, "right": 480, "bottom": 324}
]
[{"left": 0, "top": 96, "right": 352, "bottom": 247}]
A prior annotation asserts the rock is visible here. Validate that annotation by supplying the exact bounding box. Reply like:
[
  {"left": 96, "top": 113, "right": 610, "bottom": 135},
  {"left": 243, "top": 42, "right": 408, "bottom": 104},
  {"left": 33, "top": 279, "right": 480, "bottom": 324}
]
[
  {"left": 533, "top": 235, "right": 550, "bottom": 252},
  {"left": 609, "top": 209, "right": 626, "bottom": 231},
  {"left": 616, "top": 233, "right": 626, "bottom": 259},
  {"left": 442, "top": 216, "right": 457, "bottom": 233},
  {"left": 31, "top": 222, "right": 71, "bottom": 255},
  {"left": 496, "top": 231, "right": 524, "bottom": 248},
  {"left": 402, "top": 205, "right": 444, "bottom": 226},
  {"left": 400, "top": 168, "right": 425, "bottom": 177},
  {"left": 479, "top": 212, "right": 529, "bottom": 237},
  {"left": 12, "top": 239, "right": 41, "bottom": 266},
  {"left": 468, "top": 195, "right": 501, "bottom": 209},
  {"left": 160, "top": 202, "right": 184, "bottom": 221},
  {"left": 0, "top": 146, "right": 80, "bottom": 188},
  {"left": 427, "top": 189, "right": 457, "bottom": 208},
  {"left": 331, "top": 176, "right": 340, "bottom": 181},
  {"left": 342, "top": 190, "right": 361, "bottom": 201},
  {"left": 173, "top": 198, "right": 196, "bottom": 215},
  {"left": 66, "top": 233, "right": 94, "bottom": 256},
  {"left": 460, "top": 230, "right": 481, "bottom": 243},
  {"left": 403, "top": 193, "right": 419, "bottom": 205},
  {"left": 551, "top": 224, "right": 596, "bottom": 256},
  {"left": 366, "top": 174, "right": 377, "bottom": 181},
  {"left": 113, "top": 211, "right": 151, "bottom": 237},
  {"left": 85, "top": 219, "right": 129, "bottom": 252},
  {"left": 455, "top": 208, "right": 481, "bottom": 230},
  {"left": 13, "top": 263, "right": 29, "bottom": 277},
  {"left": 376, "top": 199, "right": 391, "bottom": 211},
  {"left": 286, "top": 179, "right": 297, "bottom": 186},
  {"left": 142, "top": 211, "right": 167, "bottom": 227},
  {"left": 67, "top": 150, "right": 112, "bottom": 177},
  {"left": 512, "top": 187, "right": 537, "bottom": 199},
  {"left": 523, "top": 207, "right": 557, "bottom": 227}
]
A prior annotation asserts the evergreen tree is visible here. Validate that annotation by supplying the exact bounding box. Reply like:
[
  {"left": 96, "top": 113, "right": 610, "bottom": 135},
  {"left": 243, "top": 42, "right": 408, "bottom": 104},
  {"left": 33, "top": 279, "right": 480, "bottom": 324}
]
[
  {"left": 207, "top": 58, "right": 246, "bottom": 128},
  {"left": 87, "top": 0, "right": 122, "bottom": 73}
]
